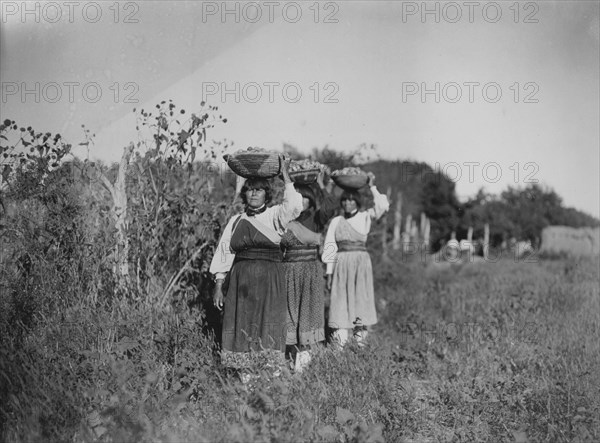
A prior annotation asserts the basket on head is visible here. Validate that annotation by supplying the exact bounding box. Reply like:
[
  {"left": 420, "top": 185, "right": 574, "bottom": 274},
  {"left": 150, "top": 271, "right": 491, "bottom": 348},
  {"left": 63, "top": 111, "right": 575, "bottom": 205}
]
[
  {"left": 288, "top": 159, "right": 325, "bottom": 184},
  {"left": 331, "top": 167, "right": 368, "bottom": 190},
  {"left": 223, "top": 147, "right": 281, "bottom": 178},
  {"left": 289, "top": 169, "right": 321, "bottom": 185}
]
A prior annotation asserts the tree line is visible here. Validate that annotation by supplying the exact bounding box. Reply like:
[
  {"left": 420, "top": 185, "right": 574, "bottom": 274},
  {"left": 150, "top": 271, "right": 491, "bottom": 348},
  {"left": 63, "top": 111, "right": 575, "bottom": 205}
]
[{"left": 286, "top": 145, "right": 599, "bottom": 250}]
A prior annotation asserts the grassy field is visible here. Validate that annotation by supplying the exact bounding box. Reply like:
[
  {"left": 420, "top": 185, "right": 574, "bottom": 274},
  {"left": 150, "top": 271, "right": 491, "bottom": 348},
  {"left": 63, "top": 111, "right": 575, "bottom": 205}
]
[{"left": 1, "top": 252, "right": 599, "bottom": 442}]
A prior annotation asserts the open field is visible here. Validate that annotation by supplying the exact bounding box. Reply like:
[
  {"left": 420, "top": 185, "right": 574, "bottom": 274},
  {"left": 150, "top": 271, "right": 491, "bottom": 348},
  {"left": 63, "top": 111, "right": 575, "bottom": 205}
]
[{"left": 1, "top": 251, "right": 598, "bottom": 442}]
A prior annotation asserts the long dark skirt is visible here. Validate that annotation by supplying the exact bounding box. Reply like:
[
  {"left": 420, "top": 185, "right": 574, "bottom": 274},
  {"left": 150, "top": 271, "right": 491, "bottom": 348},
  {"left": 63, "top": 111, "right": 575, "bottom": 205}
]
[
  {"left": 221, "top": 257, "right": 287, "bottom": 369},
  {"left": 283, "top": 260, "right": 326, "bottom": 346}
]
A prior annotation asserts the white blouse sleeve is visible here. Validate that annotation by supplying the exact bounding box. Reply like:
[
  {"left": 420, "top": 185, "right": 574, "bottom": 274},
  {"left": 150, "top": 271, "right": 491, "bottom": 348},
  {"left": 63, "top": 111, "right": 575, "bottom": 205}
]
[
  {"left": 367, "top": 186, "right": 390, "bottom": 220},
  {"left": 209, "top": 214, "right": 240, "bottom": 280},
  {"left": 273, "top": 182, "right": 303, "bottom": 232},
  {"left": 321, "top": 216, "right": 340, "bottom": 275}
]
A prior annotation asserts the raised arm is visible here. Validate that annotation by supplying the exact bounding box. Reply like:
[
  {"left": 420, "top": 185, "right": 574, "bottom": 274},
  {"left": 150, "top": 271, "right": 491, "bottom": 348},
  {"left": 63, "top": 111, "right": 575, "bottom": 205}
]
[
  {"left": 365, "top": 173, "right": 390, "bottom": 220},
  {"left": 274, "top": 154, "right": 303, "bottom": 230},
  {"left": 234, "top": 175, "right": 245, "bottom": 202},
  {"left": 316, "top": 168, "right": 339, "bottom": 226}
]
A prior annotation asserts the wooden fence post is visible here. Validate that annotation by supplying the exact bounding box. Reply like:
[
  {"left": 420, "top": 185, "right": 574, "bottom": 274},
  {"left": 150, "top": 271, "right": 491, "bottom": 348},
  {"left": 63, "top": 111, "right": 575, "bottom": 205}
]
[
  {"left": 484, "top": 223, "right": 490, "bottom": 261},
  {"left": 403, "top": 213, "right": 412, "bottom": 252},
  {"left": 392, "top": 191, "right": 402, "bottom": 250},
  {"left": 423, "top": 217, "right": 430, "bottom": 253},
  {"left": 381, "top": 187, "right": 392, "bottom": 260},
  {"left": 100, "top": 144, "right": 134, "bottom": 283},
  {"left": 411, "top": 220, "right": 418, "bottom": 242}
]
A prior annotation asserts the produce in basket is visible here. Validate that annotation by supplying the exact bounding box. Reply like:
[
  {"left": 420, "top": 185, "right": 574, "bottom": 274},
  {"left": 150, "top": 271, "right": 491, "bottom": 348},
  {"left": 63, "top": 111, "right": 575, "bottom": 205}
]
[
  {"left": 288, "top": 159, "right": 324, "bottom": 184},
  {"left": 330, "top": 167, "right": 369, "bottom": 189},
  {"left": 223, "top": 147, "right": 281, "bottom": 178}
]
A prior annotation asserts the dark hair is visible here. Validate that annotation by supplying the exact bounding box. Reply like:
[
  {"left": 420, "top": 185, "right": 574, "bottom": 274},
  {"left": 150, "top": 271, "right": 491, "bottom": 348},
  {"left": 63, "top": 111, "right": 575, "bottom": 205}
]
[
  {"left": 295, "top": 184, "right": 317, "bottom": 209},
  {"left": 340, "top": 190, "right": 362, "bottom": 210},
  {"left": 240, "top": 178, "right": 273, "bottom": 206}
]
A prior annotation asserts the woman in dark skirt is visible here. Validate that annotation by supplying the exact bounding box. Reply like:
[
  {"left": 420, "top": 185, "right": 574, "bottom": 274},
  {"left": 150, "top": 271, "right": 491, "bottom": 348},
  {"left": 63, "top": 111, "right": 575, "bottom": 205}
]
[
  {"left": 281, "top": 171, "right": 338, "bottom": 372},
  {"left": 209, "top": 156, "right": 302, "bottom": 381}
]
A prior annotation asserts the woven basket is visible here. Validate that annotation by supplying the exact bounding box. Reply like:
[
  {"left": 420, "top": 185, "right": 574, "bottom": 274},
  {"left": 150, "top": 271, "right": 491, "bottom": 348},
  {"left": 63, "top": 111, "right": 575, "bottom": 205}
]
[
  {"left": 223, "top": 151, "right": 281, "bottom": 178},
  {"left": 289, "top": 168, "right": 320, "bottom": 185},
  {"left": 332, "top": 173, "right": 368, "bottom": 190}
]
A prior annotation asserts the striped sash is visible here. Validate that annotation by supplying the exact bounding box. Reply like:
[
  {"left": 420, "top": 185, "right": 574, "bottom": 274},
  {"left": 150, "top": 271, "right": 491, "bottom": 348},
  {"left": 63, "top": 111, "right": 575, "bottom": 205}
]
[
  {"left": 283, "top": 245, "right": 319, "bottom": 262},
  {"left": 337, "top": 241, "right": 367, "bottom": 252},
  {"left": 234, "top": 248, "right": 283, "bottom": 262}
]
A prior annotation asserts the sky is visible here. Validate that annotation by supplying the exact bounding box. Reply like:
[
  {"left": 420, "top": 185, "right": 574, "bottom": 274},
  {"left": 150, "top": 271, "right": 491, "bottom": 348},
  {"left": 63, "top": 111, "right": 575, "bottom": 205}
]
[{"left": 1, "top": 1, "right": 599, "bottom": 217}]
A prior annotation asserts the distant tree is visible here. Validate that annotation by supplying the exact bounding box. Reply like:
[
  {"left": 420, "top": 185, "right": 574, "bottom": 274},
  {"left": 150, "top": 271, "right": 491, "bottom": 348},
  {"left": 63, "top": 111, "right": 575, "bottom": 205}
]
[
  {"left": 285, "top": 146, "right": 600, "bottom": 252},
  {"left": 460, "top": 197, "right": 517, "bottom": 246},
  {"left": 420, "top": 167, "right": 461, "bottom": 247},
  {"left": 553, "top": 206, "right": 600, "bottom": 228},
  {"left": 459, "top": 184, "right": 599, "bottom": 247},
  {"left": 361, "top": 159, "right": 461, "bottom": 250},
  {"left": 309, "top": 145, "right": 353, "bottom": 171}
]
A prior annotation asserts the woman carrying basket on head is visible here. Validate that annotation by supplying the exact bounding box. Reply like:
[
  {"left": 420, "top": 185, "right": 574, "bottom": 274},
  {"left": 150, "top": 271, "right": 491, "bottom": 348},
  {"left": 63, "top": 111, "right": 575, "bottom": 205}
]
[
  {"left": 209, "top": 154, "right": 303, "bottom": 381},
  {"left": 281, "top": 168, "right": 338, "bottom": 372},
  {"left": 322, "top": 172, "right": 389, "bottom": 347}
]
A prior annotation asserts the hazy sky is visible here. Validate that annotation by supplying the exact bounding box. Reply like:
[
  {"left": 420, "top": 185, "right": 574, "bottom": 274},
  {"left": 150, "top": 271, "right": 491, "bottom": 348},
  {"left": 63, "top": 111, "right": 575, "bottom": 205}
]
[{"left": 1, "top": 1, "right": 599, "bottom": 217}]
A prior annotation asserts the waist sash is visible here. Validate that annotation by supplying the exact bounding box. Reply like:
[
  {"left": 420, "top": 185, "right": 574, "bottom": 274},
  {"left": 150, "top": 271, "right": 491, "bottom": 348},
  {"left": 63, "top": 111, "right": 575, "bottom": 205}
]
[
  {"left": 337, "top": 241, "right": 367, "bottom": 252},
  {"left": 234, "top": 248, "right": 283, "bottom": 262},
  {"left": 283, "top": 245, "right": 319, "bottom": 262}
]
